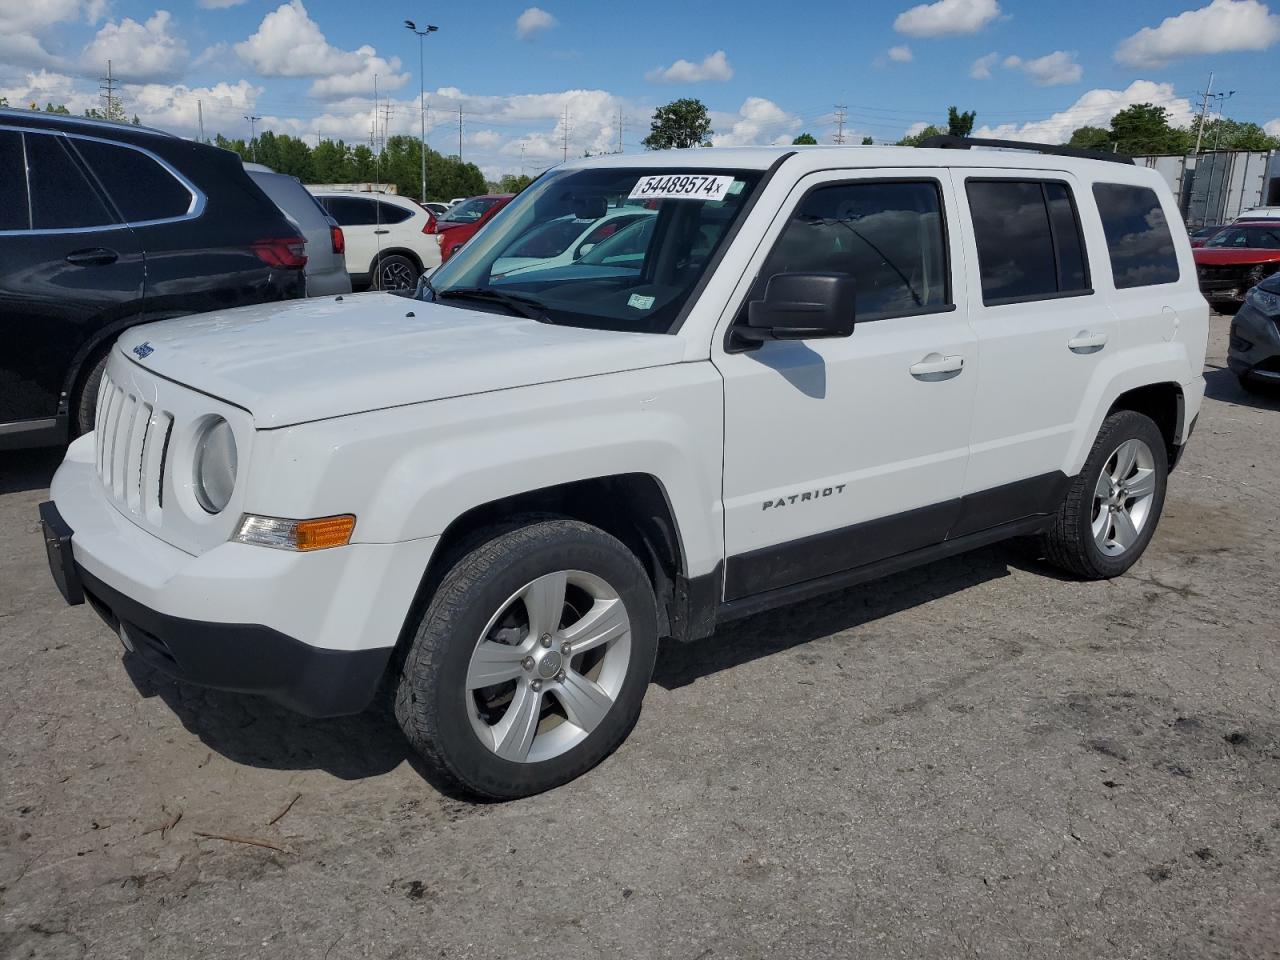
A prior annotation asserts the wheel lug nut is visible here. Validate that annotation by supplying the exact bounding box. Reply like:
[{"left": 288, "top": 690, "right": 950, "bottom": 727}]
[
  {"left": 560, "top": 641, "right": 572, "bottom": 656},
  {"left": 530, "top": 679, "right": 542, "bottom": 692},
  {"left": 555, "top": 669, "right": 566, "bottom": 683},
  {"left": 521, "top": 656, "right": 535, "bottom": 671},
  {"left": 540, "top": 633, "right": 553, "bottom": 648}
]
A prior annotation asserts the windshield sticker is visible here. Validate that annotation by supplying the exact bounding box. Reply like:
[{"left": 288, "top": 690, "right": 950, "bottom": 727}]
[
  {"left": 627, "top": 294, "right": 655, "bottom": 310},
  {"left": 628, "top": 174, "right": 734, "bottom": 202}
]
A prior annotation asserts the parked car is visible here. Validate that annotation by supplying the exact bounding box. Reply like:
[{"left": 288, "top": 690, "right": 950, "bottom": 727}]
[
  {"left": 490, "top": 208, "right": 655, "bottom": 278},
  {"left": 244, "top": 163, "right": 351, "bottom": 297},
  {"left": 435, "top": 194, "right": 515, "bottom": 263},
  {"left": 1227, "top": 272, "right": 1280, "bottom": 392},
  {"left": 41, "top": 145, "right": 1207, "bottom": 799},
  {"left": 423, "top": 201, "right": 450, "bottom": 218},
  {"left": 1192, "top": 220, "right": 1280, "bottom": 307},
  {"left": 0, "top": 109, "right": 305, "bottom": 449},
  {"left": 1235, "top": 206, "right": 1280, "bottom": 221},
  {"left": 312, "top": 189, "right": 440, "bottom": 290},
  {"left": 1189, "top": 224, "right": 1224, "bottom": 247}
]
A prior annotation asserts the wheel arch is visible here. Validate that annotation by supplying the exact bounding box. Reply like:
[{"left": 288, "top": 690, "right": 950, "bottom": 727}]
[
  {"left": 1106, "top": 381, "right": 1184, "bottom": 470},
  {"left": 369, "top": 246, "right": 424, "bottom": 275}
]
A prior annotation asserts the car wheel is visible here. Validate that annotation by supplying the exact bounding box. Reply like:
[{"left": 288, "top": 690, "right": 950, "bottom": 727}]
[
  {"left": 72, "top": 351, "right": 110, "bottom": 438},
  {"left": 395, "top": 518, "right": 658, "bottom": 799},
  {"left": 374, "top": 254, "right": 420, "bottom": 291},
  {"left": 1040, "top": 410, "right": 1168, "bottom": 580}
]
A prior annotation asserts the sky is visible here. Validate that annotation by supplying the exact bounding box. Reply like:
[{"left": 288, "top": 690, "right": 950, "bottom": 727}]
[{"left": 1, "top": 0, "right": 1279, "bottom": 181}]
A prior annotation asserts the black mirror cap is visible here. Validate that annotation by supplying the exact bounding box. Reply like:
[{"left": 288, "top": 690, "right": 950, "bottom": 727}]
[{"left": 738, "top": 272, "right": 857, "bottom": 347}]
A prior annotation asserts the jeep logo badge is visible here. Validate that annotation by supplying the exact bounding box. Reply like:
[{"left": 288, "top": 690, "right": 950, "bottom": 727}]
[{"left": 132, "top": 342, "right": 154, "bottom": 360}]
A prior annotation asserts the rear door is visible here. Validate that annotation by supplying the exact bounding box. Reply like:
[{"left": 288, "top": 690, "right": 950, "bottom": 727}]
[
  {"left": 0, "top": 128, "right": 144, "bottom": 431},
  {"left": 320, "top": 196, "right": 382, "bottom": 279}
]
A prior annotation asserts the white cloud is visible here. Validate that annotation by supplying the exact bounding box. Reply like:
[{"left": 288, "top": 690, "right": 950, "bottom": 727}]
[
  {"left": 887, "top": 44, "right": 914, "bottom": 62},
  {"left": 0, "top": 0, "right": 104, "bottom": 68},
  {"left": 894, "top": 0, "right": 1000, "bottom": 37},
  {"left": 235, "top": 0, "right": 409, "bottom": 98},
  {"left": 646, "top": 50, "right": 733, "bottom": 83},
  {"left": 1116, "top": 0, "right": 1280, "bottom": 66},
  {"left": 81, "top": 11, "right": 189, "bottom": 83},
  {"left": 198, "top": 0, "right": 247, "bottom": 7},
  {"left": 710, "top": 97, "right": 800, "bottom": 147},
  {"left": 1003, "top": 50, "right": 1082, "bottom": 85},
  {"left": 975, "top": 79, "right": 1195, "bottom": 144},
  {"left": 904, "top": 121, "right": 930, "bottom": 138},
  {"left": 1266, "top": 118, "right": 1280, "bottom": 137},
  {"left": 970, "top": 52, "right": 999, "bottom": 78},
  {"left": 515, "top": 7, "right": 556, "bottom": 39}
]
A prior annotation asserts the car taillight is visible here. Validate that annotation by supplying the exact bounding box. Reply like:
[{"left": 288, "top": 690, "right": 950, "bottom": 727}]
[
  {"left": 253, "top": 237, "right": 307, "bottom": 269},
  {"left": 330, "top": 225, "right": 345, "bottom": 255},
  {"left": 423, "top": 214, "right": 437, "bottom": 235}
]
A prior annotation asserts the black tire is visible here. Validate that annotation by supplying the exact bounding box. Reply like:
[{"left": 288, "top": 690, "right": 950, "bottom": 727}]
[
  {"left": 1040, "top": 410, "right": 1169, "bottom": 580},
  {"left": 395, "top": 519, "right": 658, "bottom": 800},
  {"left": 373, "top": 253, "right": 420, "bottom": 291},
  {"left": 72, "top": 351, "right": 110, "bottom": 438}
]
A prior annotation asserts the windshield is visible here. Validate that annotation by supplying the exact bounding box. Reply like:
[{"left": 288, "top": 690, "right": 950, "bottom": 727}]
[
  {"left": 1206, "top": 226, "right": 1280, "bottom": 249},
  {"left": 440, "top": 197, "right": 500, "bottom": 223},
  {"left": 423, "top": 167, "right": 762, "bottom": 333}
]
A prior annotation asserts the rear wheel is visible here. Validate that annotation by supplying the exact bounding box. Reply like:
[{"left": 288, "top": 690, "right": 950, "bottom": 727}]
[
  {"left": 374, "top": 254, "right": 420, "bottom": 291},
  {"left": 395, "top": 519, "right": 658, "bottom": 799}
]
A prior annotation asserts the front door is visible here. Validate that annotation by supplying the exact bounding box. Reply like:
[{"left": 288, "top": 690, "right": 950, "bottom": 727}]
[{"left": 715, "top": 170, "right": 977, "bottom": 601}]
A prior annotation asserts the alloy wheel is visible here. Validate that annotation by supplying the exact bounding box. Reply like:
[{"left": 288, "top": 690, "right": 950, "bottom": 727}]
[{"left": 1091, "top": 437, "right": 1157, "bottom": 556}]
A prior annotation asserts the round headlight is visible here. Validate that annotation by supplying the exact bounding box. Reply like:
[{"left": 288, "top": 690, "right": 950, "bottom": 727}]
[{"left": 193, "top": 417, "right": 237, "bottom": 514}]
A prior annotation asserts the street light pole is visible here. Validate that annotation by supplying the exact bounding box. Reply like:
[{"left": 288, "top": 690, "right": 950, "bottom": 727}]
[
  {"left": 243, "top": 114, "right": 261, "bottom": 162},
  {"left": 405, "top": 20, "right": 438, "bottom": 202}
]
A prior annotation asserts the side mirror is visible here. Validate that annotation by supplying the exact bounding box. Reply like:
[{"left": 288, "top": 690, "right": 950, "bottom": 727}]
[
  {"left": 576, "top": 242, "right": 596, "bottom": 259},
  {"left": 731, "top": 273, "right": 856, "bottom": 350}
]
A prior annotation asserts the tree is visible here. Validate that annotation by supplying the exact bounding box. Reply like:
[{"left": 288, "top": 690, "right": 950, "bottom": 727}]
[
  {"left": 1108, "top": 103, "right": 1191, "bottom": 155},
  {"left": 642, "top": 98, "right": 713, "bottom": 149},
  {"left": 946, "top": 106, "right": 976, "bottom": 138},
  {"left": 1189, "top": 116, "right": 1279, "bottom": 152},
  {"left": 44, "top": 103, "right": 71, "bottom": 115},
  {"left": 1067, "top": 125, "right": 1111, "bottom": 152},
  {"left": 897, "top": 124, "right": 944, "bottom": 147},
  {"left": 792, "top": 132, "right": 818, "bottom": 145},
  {"left": 861, "top": 135, "right": 874, "bottom": 145},
  {"left": 499, "top": 173, "right": 535, "bottom": 193}
]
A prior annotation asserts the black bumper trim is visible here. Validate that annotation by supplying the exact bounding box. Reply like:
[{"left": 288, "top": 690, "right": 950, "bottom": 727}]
[{"left": 77, "top": 565, "right": 392, "bottom": 718}]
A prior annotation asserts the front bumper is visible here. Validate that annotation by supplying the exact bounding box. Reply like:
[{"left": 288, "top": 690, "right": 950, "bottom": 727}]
[
  {"left": 1227, "top": 302, "right": 1280, "bottom": 381},
  {"left": 42, "top": 435, "right": 438, "bottom": 717}
]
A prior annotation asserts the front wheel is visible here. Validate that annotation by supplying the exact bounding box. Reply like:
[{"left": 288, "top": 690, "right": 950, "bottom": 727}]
[
  {"left": 395, "top": 519, "right": 658, "bottom": 799},
  {"left": 1040, "top": 410, "right": 1168, "bottom": 579}
]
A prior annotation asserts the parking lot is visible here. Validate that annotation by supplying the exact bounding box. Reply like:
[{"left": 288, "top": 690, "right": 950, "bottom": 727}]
[{"left": 1, "top": 311, "right": 1277, "bottom": 960}]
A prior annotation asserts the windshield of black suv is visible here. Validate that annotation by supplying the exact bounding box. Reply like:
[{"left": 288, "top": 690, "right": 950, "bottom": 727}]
[{"left": 422, "top": 167, "right": 763, "bottom": 333}]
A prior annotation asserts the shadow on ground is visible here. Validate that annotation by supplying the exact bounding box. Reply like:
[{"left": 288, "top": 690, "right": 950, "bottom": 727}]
[
  {"left": 0, "top": 448, "right": 63, "bottom": 496},
  {"left": 1204, "top": 365, "right": 1280, "bottom": 412}
]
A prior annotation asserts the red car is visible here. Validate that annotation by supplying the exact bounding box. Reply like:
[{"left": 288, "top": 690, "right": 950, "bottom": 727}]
[
  {"left": 1192, "top": 220, "right": 1280, "bottom": 306},
  {"left": 434, "top": 194, "right": 515, "bottom": 263}
]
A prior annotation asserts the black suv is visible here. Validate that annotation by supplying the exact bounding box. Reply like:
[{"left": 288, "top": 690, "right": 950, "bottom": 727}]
[{"left": 0, "top": 110, "right": 306, "bottom": 449}]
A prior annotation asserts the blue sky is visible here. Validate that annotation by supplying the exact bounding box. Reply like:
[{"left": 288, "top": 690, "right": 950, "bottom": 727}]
[{"left": 2, "top": 0, "right": 1278, "bottom": 179}]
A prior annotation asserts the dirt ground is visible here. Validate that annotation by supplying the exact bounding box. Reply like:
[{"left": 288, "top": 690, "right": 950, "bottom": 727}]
[{"left": 1, "top": 313, "right": 1277, "bottom": 960}]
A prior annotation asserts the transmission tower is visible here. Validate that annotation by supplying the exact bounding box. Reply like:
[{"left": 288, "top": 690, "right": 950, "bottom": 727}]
[
  {"left": 99, "top": 60, "right": 123, "bottom": 121},
  {"left": 833, "top": 104, "right": 848, "bottom": 145}
]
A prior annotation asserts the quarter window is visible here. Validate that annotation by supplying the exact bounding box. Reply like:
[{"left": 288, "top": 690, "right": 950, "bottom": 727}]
[
  {"left": 71, "top": 139, "right": 193, "bottom": 222},
  {"left": 757, "top": 180, "right": 951, "bottom": 321},
  {"left": 24, "top": 133, "right": 116, "bottom": 231},
  {"left": 0, "top": 130, "right": 29, "bottom": 231},
  {"left": 1092, "top": 183, "right": 1180, "bottom": 288},
  {"left": 967, "top": 179, "right": 1092, "bottom": 305}
]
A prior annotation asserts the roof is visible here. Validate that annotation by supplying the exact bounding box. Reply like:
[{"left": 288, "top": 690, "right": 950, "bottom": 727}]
[{"left": 0, "top": 107, "right": 175, "bottom": 140}]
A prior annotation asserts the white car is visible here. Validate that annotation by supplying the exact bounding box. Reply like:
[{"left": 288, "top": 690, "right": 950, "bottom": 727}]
[
  {"left": 42, "top": 146, "right": 1208, "bottom": 800},
  {"left": 1235, "top": 206, "right": 1280, "bottom": 221},
  {"left": 311, "top": 189, "right": 441, "bottom": 290},
  {"left": 491, "top": 208, "right": 656, "bottom": 278}
]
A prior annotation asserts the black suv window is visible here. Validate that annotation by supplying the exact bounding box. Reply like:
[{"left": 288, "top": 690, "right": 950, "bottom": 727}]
[
  {"left": 1092, "top": 183, "right": 1180, "bottom": 288},
  {"left": 758, "top": 180, "right": 951, "bottom": 321},
  {"left": 967, "top": 179, "right": 1091, "bottom": 305},
  {"left": 0, "top": 130, "right": 29, "bottom": 231},
  {"left": 24, "top": 133, "right": 116, "bottom": 231},
  {"left": 72, "top": 139, "right": 193, "bottom": 222}
]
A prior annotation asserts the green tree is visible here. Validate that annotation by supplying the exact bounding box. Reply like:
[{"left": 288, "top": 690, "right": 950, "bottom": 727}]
[
  {"left": 897, "top": 124, "right": 944, "bottom": 146},
  {"left": 1189, "top": 116, "right": 1279, "bottom": 151},
  {"left": 946, "top": 106, "right": 976, "bottom": 138},
  {"left": 1108, "top": 103, "right": 1191, "bottom": 155},
  {"left": 499, "top": 173, "right": 535, "bottom": 193},
  {"left": 44, "top": 103, "right": 71, "bottom": 115},
  {"left": 792, "top": 132, "right": 818, "bottom": 145},
  {"left": 861, "top": 135, "right": 874, "bottom": 145},
  {"left": 0, "top": 96, "right": 8, "bottom": 108},
  {"left": 642, "top": 98, "right": 713, "bottom": 149},
  {"left": 1067, "top": 125, "right": 1111, "bottom": 151}
]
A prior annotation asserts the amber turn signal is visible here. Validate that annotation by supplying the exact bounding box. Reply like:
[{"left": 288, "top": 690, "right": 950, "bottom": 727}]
[{"left": 294, "top": 515, "right": 357, "bottom": 551}]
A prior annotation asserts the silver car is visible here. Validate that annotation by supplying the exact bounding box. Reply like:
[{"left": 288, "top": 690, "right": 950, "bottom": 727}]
[{"left": 244, "top": 163, "right": 352, "bottom": 297}]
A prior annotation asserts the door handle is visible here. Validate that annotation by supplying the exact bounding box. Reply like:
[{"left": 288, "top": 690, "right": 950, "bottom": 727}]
[
  {"left": 374, "top": 229, "right": 390, "bottom": 235},
  {"left": 909, "top": 353, "right": 964, "bottom": 381},
  {"left": 65, "top": 248, "right": 118, "bottom": 266},
  {"left": 1068, "top": 331, "right": 1108, "bottom": 354}
]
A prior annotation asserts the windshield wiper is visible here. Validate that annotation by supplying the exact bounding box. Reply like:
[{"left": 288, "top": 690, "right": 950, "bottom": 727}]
[{"left": 434, "top": 287, "right": 551, "bottom": 322}]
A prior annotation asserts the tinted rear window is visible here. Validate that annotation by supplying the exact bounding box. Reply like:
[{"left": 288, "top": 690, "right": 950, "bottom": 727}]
[
  {"left": 967, "top": 179, "right": 1092, "bottom": 305},
  {"left": 0, "top": 130, "right": 29, "bottom": 230},
  {"left": 1092, "top": 183, "right": 1179, "bottom": 288},
  {"left": 72, "top": 139, "right": 193, "bottom": 222},
  {"left": 321, "top": 197, "right": 410, "bottom": 226},
  {"left": 24, "top": 133, "right": 116, "bottom": 230}
]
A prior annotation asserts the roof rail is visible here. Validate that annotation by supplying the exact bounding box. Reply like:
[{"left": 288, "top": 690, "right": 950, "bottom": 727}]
[{"left": 917, "top": 134, "right": 1134, "bottom": 166}]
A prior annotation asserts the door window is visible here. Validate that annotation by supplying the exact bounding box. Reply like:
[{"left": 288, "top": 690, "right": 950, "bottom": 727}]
[
  {"left": 322, "top": 197, "right": 380, "bottom": 226},
  {"left": 756, "top": 180, "right": 951, "bottom": 321},
  {"left": 376, "top": 201, "right": 413, "bottom": 224},
  {"left": 71, "top": 138, "right": 193, "bottom": 222},
  {"left": 0, "top": 130, "right": 29, "bottom": 230},
  {"left": 966, "top": 179, "right": 1092, "bottom": 305},
  {"left": 24, "top": 133, "right": 116, "bottom": 230},
  {"left": 1092, "top": 183, "right": 1179, "bottom": 287}
]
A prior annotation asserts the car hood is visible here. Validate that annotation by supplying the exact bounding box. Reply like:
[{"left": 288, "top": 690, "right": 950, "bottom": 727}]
[
  {"left": 1194, "top": 248, "right": 1280, "bottom": 265},
  {"left": 115, "top": 293, "right": 685, "bottom": 428}
]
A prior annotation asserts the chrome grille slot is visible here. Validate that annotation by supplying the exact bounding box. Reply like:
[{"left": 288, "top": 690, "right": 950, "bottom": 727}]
[{"left": 92, "top": 369, "right": 173, "bottom": 522}]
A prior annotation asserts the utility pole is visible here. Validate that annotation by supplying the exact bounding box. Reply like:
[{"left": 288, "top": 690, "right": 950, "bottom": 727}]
[
  {"left": 404, "top": 20, "right": 438, "bottom": 201},
  {"left": 99, "top": 60, "right": 121, "bottom": 121},
  {"left": 457, "top": 106, "right": 463, "bottom": 161},
  {"left": 561, "top": 107, "right": 570, "bottom": 162},
  {"left": 243, "top": 114, "right": 261, "bottom": 162},
  {"left": 380, "top": 101, "right": 394, "bottom": 151},
  {"left": 197, "top": 99, "right": 204, "bottom": 142},
  {"left": 616, "top": 109, "right": 624, "bottom": 154},
  {"left": 520, "top": 140, "right": 526, "bottom": 175},
  {"left": 1193, "top": 72, "right": 1214, "bottom": 154},
  {"left": 833, "top": 104, "right": 848, "bottom": 145}
]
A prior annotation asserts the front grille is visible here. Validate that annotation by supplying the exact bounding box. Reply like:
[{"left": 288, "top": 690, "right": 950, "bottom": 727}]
[
  {"left": 93, "top": 372, "right": 173, "bottom": 523},
  {"left": 1198, "top": 263, "right": 1249, "bottom": 282}
]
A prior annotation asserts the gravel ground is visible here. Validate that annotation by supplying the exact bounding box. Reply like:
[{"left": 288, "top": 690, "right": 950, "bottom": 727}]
[{"left": 1, "top": 313, "right": 1277, "bottom": 960}]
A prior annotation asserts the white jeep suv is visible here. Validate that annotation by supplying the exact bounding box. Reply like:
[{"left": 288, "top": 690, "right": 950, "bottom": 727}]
[{"left": 41, "top": 145, "right": 1208, "bottom": 799}]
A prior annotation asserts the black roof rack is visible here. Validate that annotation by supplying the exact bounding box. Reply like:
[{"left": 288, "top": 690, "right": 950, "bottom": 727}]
[{"left": 917, "top": 134, "right": 1134, "bottom": 166}]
